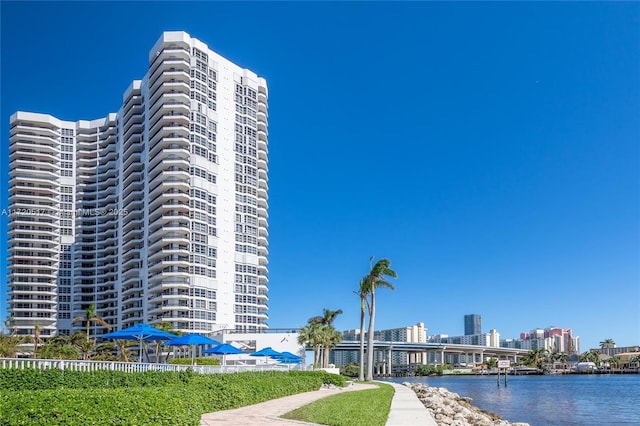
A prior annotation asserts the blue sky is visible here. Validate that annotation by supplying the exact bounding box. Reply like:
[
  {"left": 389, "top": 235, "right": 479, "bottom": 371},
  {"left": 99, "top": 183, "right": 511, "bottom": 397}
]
[{"left": 1, "top": 2, "right": 638, "bottom": 351}]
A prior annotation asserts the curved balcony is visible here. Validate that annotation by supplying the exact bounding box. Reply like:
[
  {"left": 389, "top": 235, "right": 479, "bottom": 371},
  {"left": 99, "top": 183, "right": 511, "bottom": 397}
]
[{"left": 150, "top": 100, "right": 190, "bottom": 124}]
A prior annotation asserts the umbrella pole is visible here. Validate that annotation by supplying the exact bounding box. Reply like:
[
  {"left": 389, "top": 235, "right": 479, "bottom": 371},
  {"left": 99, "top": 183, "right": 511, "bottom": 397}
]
[{"left": 138, "top": 338, "right": 142, "bottom": 363}]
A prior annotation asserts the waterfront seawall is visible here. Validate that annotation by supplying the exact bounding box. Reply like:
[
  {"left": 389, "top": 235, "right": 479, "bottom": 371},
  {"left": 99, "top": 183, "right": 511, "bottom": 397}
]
[{"left": 405, "top": 383, "right": 530, "bottom": 426}]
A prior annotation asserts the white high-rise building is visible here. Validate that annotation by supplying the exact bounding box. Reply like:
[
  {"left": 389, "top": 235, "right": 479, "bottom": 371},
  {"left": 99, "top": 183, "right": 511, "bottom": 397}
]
[{"left": 7, "top": 31, "right": 269, "bottom": 338}]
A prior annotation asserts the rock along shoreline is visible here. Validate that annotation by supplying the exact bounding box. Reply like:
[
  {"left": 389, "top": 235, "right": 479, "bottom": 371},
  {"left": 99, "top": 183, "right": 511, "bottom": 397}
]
[{"left": 404, "top": 382, "right": 530, "bottom": 426}]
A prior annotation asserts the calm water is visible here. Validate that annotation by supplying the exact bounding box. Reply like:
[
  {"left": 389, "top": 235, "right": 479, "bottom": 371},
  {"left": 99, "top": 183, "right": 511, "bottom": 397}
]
[{"left": 384, "top": 375, "right": 640, "bottom": 425}]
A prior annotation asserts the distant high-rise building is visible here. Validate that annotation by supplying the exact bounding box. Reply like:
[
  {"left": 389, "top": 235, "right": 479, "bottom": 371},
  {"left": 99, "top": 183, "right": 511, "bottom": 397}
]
[
  {"left": 464, "top": 314, "right": 481, "bottom": 335},
  {"left": 7, "top": 31, "right": 269, "bottom": 338},
  {"left": 504, "top": 326, "right": 578, "bottom": 354}
]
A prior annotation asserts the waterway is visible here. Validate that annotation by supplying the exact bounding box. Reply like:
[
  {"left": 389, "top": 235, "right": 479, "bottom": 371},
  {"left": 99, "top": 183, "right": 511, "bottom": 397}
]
[{"left": 385, "top": 375, "right": 640, "bottom": 425}]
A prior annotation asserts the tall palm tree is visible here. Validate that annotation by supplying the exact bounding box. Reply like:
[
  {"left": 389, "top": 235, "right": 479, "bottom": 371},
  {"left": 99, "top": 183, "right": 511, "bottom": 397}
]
[
  {"left": 355, "top": 278, "right": 370, "bottom": 381},
  {"left": 309, "top": 308, "right": 343, "bottom": 328},
  {"left": 364, "top": 257, "right": 397, "bottom": 381},
  {"left": 599, "top": 338, "right": 616, "bottom": 356},
  {"left": 71, "top": 304, "right": 111, "bottom": 341}
]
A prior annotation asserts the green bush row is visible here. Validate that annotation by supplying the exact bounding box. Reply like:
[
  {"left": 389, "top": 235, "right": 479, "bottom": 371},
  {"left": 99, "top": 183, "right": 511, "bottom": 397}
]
[
  {"left": 0, "top": 368, "right": 196, "bottom": 391},
  {"left": 0, "top": 367, "right": 345, "bottom": 391},
  {"left": 0, "top": 370, "right": 346, "bottom": 425},
  {"left": 169, "top": 357, "right": 220, "bottom": 365}
]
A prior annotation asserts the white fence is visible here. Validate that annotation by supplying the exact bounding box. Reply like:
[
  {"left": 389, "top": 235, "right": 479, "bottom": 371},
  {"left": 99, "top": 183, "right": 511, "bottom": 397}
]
[{"left": 0, "top": 358, "right": 301, "bottom": 374}]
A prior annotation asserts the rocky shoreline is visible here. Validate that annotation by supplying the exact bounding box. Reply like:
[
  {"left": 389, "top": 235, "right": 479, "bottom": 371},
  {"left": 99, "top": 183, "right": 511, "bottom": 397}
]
[{"left": 404, "top": 383, "right": 530, "bottom": 426}]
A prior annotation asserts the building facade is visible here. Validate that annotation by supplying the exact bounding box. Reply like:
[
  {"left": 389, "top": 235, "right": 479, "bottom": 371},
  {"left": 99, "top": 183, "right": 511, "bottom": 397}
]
[
  {"left": 500, "top": 327, "right": 579, "bottom": 354},
  {"left": 464, "top": 314, "right": 481, "bottom": 335},
  {"left": 428, "top": 329, "right": 500, "bottom": 348},
  {"left": 334, "top": 323, "right": 428, "bottom": 366},
  {"left": 7, "top": 31, "right": 269, "bottom": 338}
]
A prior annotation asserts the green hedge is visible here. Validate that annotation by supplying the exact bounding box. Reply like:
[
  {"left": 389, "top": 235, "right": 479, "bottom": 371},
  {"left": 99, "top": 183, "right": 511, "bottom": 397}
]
[
  {"left": 0, "top": 369, "right": 346, "bottom": 425},
  {"left": 169, "top": 357, "right": 220, "bottom": 365},
  {"left": 0, "top": 368, "right": 196, "bottom": 391}
]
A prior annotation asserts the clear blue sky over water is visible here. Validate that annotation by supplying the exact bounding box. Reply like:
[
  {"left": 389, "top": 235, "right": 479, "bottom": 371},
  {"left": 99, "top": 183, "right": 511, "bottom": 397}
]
[{"left": 1, "top": 2, "right": 638, "bottom": 351}]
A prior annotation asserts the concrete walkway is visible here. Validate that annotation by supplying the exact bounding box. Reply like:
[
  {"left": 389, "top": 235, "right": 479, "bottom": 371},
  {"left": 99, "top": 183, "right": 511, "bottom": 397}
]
[
  {"left": 200, "top": 381, "right": 437, "bottom": 426},
  {"left": 384, "top": 382, "right": 438, "bottom": 426}
]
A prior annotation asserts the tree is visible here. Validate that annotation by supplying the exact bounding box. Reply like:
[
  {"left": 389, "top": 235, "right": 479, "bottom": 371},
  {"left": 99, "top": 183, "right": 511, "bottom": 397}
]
[
  {"left": 37, "top": 335, "right": 80, "bottom": 360},
  {"left": 309, "top": 308, "right": 343, "bottom": 328},
  {"left": 484, "top": 358, "right": 498, "bottom": 369},
  {"left": 522, "top": 348, "right": 548, "bottom": 368},
  {"left": 115, "top": 340, "right": 135, "bottom": 362},
  {"left": 71, "top": 304, "right": 111, "bottom": 341},
  {"left": 153, "top": 322, "right": 175, "bottom": 363},
  {"left": 605, "top": 357, "right": 620, "bottom": 370},
  {"left": 322, "top": 326, "right": 342, "bottom": 368},
  {"left": 599, "top": 338, "right": 616, "bottom": 356},
  {"left": 32, "top": 325, "right": 42, "bottom": 359},
  {"left": 363, "top": 257, "right": 397, "bottom": 381},
  {"left": 70, "top": 331, "right": 94, "bottom": 360},
  {"left": 308, "top": 309, "right": 343, "bottom": 368},
  {"left": 298, "top": 323, "right": 323, "bottom": 367},
  {"left": 580, "top": 350, "right": 600, "bottom": 363},
  {"left": 355, "top": 278, "right": 370, "bottom": 382},
  {"left": 0, "top": 316, "right": 28, "bottom": 358}
]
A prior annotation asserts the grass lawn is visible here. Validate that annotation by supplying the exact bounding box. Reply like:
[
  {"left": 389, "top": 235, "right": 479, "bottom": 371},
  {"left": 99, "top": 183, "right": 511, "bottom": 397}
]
[{"left": 280, "top": 382, "right": 394, "bottom": 426}]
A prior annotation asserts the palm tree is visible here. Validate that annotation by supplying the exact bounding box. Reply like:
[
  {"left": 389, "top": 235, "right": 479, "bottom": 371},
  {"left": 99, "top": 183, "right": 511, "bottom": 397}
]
[
  {"left": 70, "top": 331, "right": 94, "bottom": 360},
  {"left": 599, "top": 338, "right": 616, "bottom": 356},
  {"left": 309, "top": 308, "right": 343, "bottom": 328},
  {"left": 364, "top": 257, "right": 397, "bottom": 381},
  {"left": 153, "top": 322, "right": 175, "bottom": 363},
  {"left": 37, "top": 335, "right": 80, "bottom": 360},
  {"left": 32, "top": 325, "right": 42, "bottom": 359},
  {"left": 522, "top": 348, "right": 548, "bottom": 368},
  {"left": 71, "top": 304, "right": 111, "bottom": 341},
  {"left": 297, "top": 323, "right": 323, "bottom": 367},
  {"left": 116, "top": 340, "right": 135, "bottom": 362},
  {"left": 319, "top": 326, "right": 342, "bottom": 368},
  {"left": 308, "top": 308, "right": 343, "bottom": 368},
  {"left": 605, "top": 357, "right": 620, "bottom": 370},
  {"left": 0, "top": 316, "right": 28, "bottom": 358},
  {"left": 355, "top": 278, "right": 370, "bottom": 381},
  {"left": 580, "top": 350, "right": 600, "bottom": 363}
]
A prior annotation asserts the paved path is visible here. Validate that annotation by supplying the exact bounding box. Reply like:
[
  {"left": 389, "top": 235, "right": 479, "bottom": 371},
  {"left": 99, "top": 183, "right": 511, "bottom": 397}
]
[
  {"left": 200, "top": 383, "right": 377, "bottom": 425},
  {"left": 384, "top": 382, "right": 438, "bottom": 426}
]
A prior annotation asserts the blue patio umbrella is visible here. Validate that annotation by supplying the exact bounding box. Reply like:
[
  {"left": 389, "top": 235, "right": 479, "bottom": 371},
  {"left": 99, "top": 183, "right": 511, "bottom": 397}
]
[
  {"left": 250, "top": 347, "right": 282, "bottom": 365},
  {"left": 204, "top": 343, "right": 245, "bottom": 366},
  {"left": 165, "top": 334, "right": 220, "bottom": 364},
  {"left": 278, "top": 356, "right": 303, "bottom": 365},
  {"left": 250, "top": 347, "right": 281, "bottom": 357},
  {"left": 272, "top": 351, "right": 302, "bottom": 360},
  {"left": 272, "top": 351, "right": 302, "bottom": 365},
  {"left": 102, "top": 323, "right": 178, "bottom": 362}
]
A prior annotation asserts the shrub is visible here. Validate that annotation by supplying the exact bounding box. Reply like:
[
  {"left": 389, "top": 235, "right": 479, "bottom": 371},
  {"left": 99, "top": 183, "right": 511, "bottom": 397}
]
[
  {"left": 340, "top": 362, "right": 360, "bottom": 377},
  {"left": 169, "top": 357, "right": 220, "bottom": 365},
  {"left": 0, "top": 369, "right": 347, "bottom": 425}
]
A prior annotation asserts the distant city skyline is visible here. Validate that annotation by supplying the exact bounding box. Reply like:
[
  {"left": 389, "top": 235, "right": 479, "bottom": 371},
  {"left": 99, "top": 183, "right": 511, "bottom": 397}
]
[{"left": 1, "top": 2, "right": 638, "bottom": 351}]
